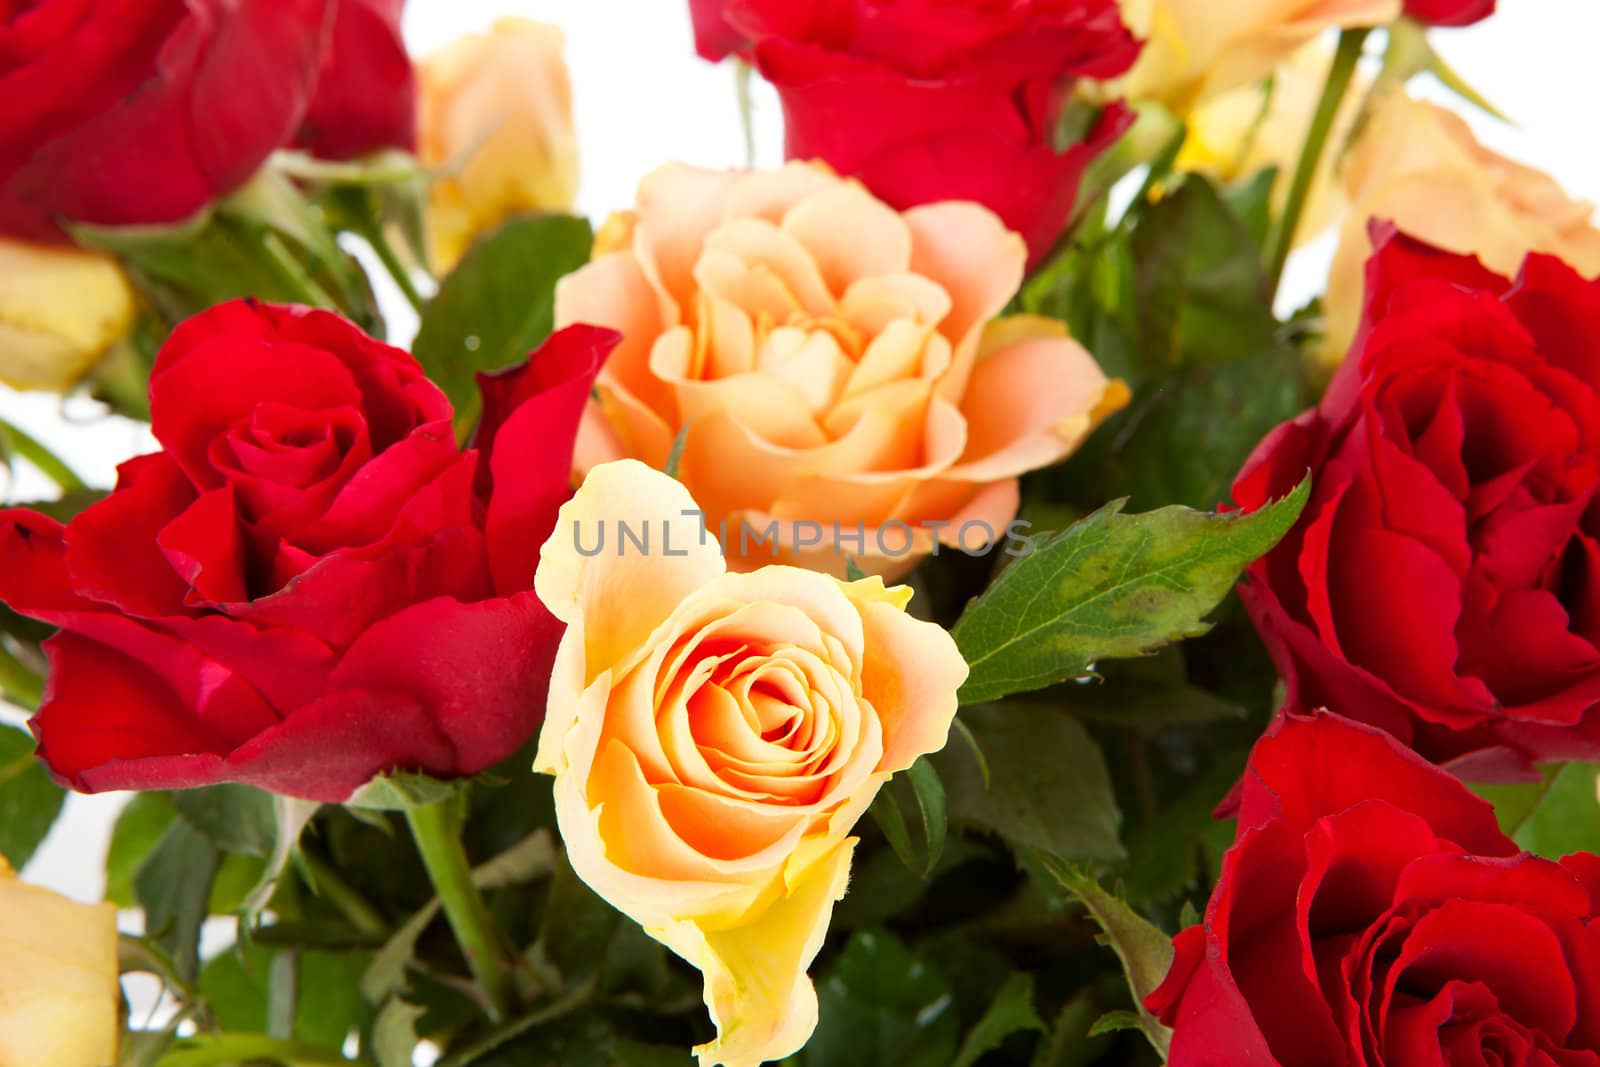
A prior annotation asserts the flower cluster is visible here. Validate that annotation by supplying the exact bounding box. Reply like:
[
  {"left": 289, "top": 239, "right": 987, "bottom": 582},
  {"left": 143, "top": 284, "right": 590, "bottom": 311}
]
[{"left": 0, "top": 2, "right": 1591, "bottom": 1067}]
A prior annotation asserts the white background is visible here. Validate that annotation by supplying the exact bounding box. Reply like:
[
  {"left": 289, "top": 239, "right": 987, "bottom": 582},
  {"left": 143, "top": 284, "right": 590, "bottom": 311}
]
[{"left": 2, "top": 0, "right": 1597, "bottom": 901}]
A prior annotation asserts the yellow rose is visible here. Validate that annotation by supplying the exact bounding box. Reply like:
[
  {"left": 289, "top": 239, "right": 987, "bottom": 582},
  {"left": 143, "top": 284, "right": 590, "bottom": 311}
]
[
  {"left": 533, "top": 459, "right": 967, "bottom": 1067},
  {"left": 0, "top": 858, "right": 120, "bottom": 1067},
  {"left": 418, "top": 18, "right": 580, "bottom": 269},
  {"left": 555, "top": 161, "right": 1127, "bottom": 577},
  {"left": 1112, "top": 0, "right": 1398, "bottom": 112},
  {"left": 1321, "top": 91, "right": 1600, "bottom": 366},
  {"left": 0, "top": 238, "right": 135, "bottom": 393},
  {"left": 1177, "top": 43, "right": 1363, "bottom": 242}
]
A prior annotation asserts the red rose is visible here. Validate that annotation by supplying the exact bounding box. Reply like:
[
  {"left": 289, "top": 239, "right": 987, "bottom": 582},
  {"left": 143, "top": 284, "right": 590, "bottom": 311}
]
[
  {"left": 689, "top": 0, "right": 743, "bottom": 62},
  {"left": 1149, "top": 711, "right": 1600, "bottom": 1067},
  {"left": 722, "top": 0, "right": 1141, "bottom": 265},
  {"left": 296, "top": 0, "right": 418, "bottom": 159},
  {"left": 1235, "top": 226, "right": 1600, "bottom": 776},
  {"left": 1404, "top": 0, "right": 1495, "bottom": 26},
  {"left": 0, "top": 301, "right": 616, "bottom": 802},
  {"left": 0, "top": 0, "right": 336, "bottom": 242}
]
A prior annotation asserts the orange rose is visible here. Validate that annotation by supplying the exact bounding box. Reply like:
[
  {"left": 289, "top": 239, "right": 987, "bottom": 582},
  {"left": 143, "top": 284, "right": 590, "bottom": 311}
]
[
  {"left": 418, "top": 18, "right": 579, "bottom": 268},
  {"left": 555, "top": 162, "right": 1127, "bottom": 577},
  {"left": 533, "top": 459, "right": 967, "bottom": 1067}
]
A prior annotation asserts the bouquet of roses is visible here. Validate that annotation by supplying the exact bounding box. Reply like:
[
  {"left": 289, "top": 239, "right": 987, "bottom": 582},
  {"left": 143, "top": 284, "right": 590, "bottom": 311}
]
[{"left": 3, "top": 0, "right": 1598, "bottom": 1065}]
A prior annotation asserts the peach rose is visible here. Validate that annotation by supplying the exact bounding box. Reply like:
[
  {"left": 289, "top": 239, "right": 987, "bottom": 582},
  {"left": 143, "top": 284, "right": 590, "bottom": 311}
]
[
  {"left": 533, "top": 459, "right": 967, "bottom": 1067},
  {"left": 1321, "top": 91, "right": 1600, "bottom": 367},
  {"left": 554, "top": 161, "right": 1127, "bottom": 577},
  {"left": 1109, "top": 0, "right": 1397, "bottom": 112},
  {"left": 0, "top": 858, "right": 120, "bottom": 1067},
  {"left": 418, "top": 18, "right": 579, "bottom": 269}
]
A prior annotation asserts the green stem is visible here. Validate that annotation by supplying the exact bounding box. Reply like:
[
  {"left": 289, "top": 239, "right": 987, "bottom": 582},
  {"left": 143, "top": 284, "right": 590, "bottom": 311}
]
[
  {"left": 735, "top": 60, "right": 757, "bottom": 167},
  {"left": 261, "top": 230, "right": 342, "bottom": 310},
  {"left": 360, "top": 219, "right": 427, "bottom": 313},
  {"left": 0, "top": 416, "right": 88, "bottom": 493},
  {"left": 405, "top": 800, "right": 514, "bottom": 1022},
  {"left": 267, "top": 950, "right": 298, "bottom": 1040},
  {"left": 0, "top": 641, "right": 44, "bottom": 710},
  {"left": 1265, "top": 27, "right": 1371, "bottom": 296},
  {"left": 299, "top": 847, "right": 389, "bottom": 938}
]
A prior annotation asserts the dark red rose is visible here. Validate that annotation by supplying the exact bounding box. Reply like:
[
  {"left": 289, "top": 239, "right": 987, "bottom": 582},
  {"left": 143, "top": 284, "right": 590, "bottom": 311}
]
[
  {"left": 1149, "top": 711, "right": 1600, "bottom": 1067},
  {"left": 722, "top": 0, "right": 1141, "bottom": 266},
  {"left": 1235, "top": 226, "right": 1600, "bottom": 777},
  {"left": 296, "top": 0, "right": 417, "bottom": 159},
  {"left": 0, "top": 0, "right": 337, "bottom": 242},
  {"left": 0, "top": 300, "right": 617, "bottom": 801},
  {"left": 1404, "top": 0, "right": 1495, "bottom": 26},
  {"left": 689, "top": 0, "right": 743, "bottom": 62}
]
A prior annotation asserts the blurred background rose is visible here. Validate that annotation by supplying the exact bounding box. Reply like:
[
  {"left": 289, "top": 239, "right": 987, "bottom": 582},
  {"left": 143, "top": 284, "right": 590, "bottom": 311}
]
[
  {"left": 418, "top": 18, "right": 580, "bottom": 269},
  {"left": 0, "top": 240, "right": 134, "bottom": 394}
]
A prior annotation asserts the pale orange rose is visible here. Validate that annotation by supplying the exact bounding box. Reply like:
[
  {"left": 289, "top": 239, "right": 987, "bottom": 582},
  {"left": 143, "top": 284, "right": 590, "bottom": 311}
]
[
  {"left": 418, "top": 18, "right": 579, "bottom": 268},
  {"left": 533, "top": 459, "right": 967, "bottom": 1067},
  {"left": 1321, "top": 91, "right": 1600, "bottom": 367},
  {"left": 1110, "top": 0, "right": 1398, "bottom": 113},
  {"left": 554, "top": 161, "right": 1126, "bottom": 577},
  {"left": 0, "top": 858, "right": 120, "bottom": 1067}
]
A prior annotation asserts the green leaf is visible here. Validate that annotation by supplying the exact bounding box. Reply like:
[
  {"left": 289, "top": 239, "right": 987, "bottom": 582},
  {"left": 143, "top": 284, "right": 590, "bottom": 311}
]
[
  {"left": 869, "top": 759, "right": 950, "bottom": 878},
  {"left": 347, "top": 771, "right": 461, "bottom": 811},
  {"left": 1030, "top": 987, "right": 1110, "bottom": 1067},
  {"left": 372, "top": 998, "right": 425, "bottom": 1067},
  {"left": 907, "top": 759, "right": 947, "bottom": 876},
  {"left": 0, "top": 416, "right": 88, "bottom": 494},
  {"left": 173, "top": 784, "right": 277, "bottom": 857},
  {"left": 870, "top": 786, "right": 920, "bottom": 875},
  {"left": 152, "top": 1033, "right": 361, "bottom": 1067},
  {"left": 1222, "top": 167, "right": 1280, "bottom": 250},
  {"left": 532, "top": 851, "right": 622, "bottom": 990},
  {"left": 208, "top": 854, "right": 270, "bottom": 915},
  {"left": 1039, "top": 860, "right": 1173, "bottom": 1057},
  {"left": 951, "top": 479, "right": 1310, "bottom": 704},
  {"left": 0, "top": 723, "right": 65, "bottom": 867},
  {"left": 1020, "top": 227, "right": 1136, "bottom": 384},
  {"left": 411, "top": 213, "right": 594, "bottom": 441},
  {"left": 106, "top": 793, "right": 178, "bottom": 907},
  {"left": 455, "top": 1010, "right": 686, "bottom": 1067},
  {"left": 200, "top": 941, "right": 369, "bottom": 1051},
  {"left": 135, "top": 819, "right": 220, "bottom": 982},
  {"left": 1109, "top": 342, "right": 1306, "bottom": 510},
  {"left": 1086, "top": 1009, "right": 1145, "bottom": 1038},
  {"left": 1129, "top": 175, "right": 1276, "bottom": 374},
  {"left": 951, "top": 971, "right": 1045, "bottom": 1067},
  {"left": 951, "top": 717, "right": 991, "bottom": 789},
  {"left": 1063, "top": 647, "right": 1247, "bottom": 731},
  {"left": 1514, "top": 763, "right": 1600, "bottom": 859},
  {"left": 173, "top": 785, "right": 316, "bottom": 921},
  {"left": 1121, "top": 754, "right": 1247, "bottom": 903},
  {"left": 243, "top": 796, "right": 319, "bottom": 919},
  {"left": 934, "top": 705, "right": 1123, "bottom": 863},
  {"left": 803, "top": 928, "right": 960, "bottom": 1067}
]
